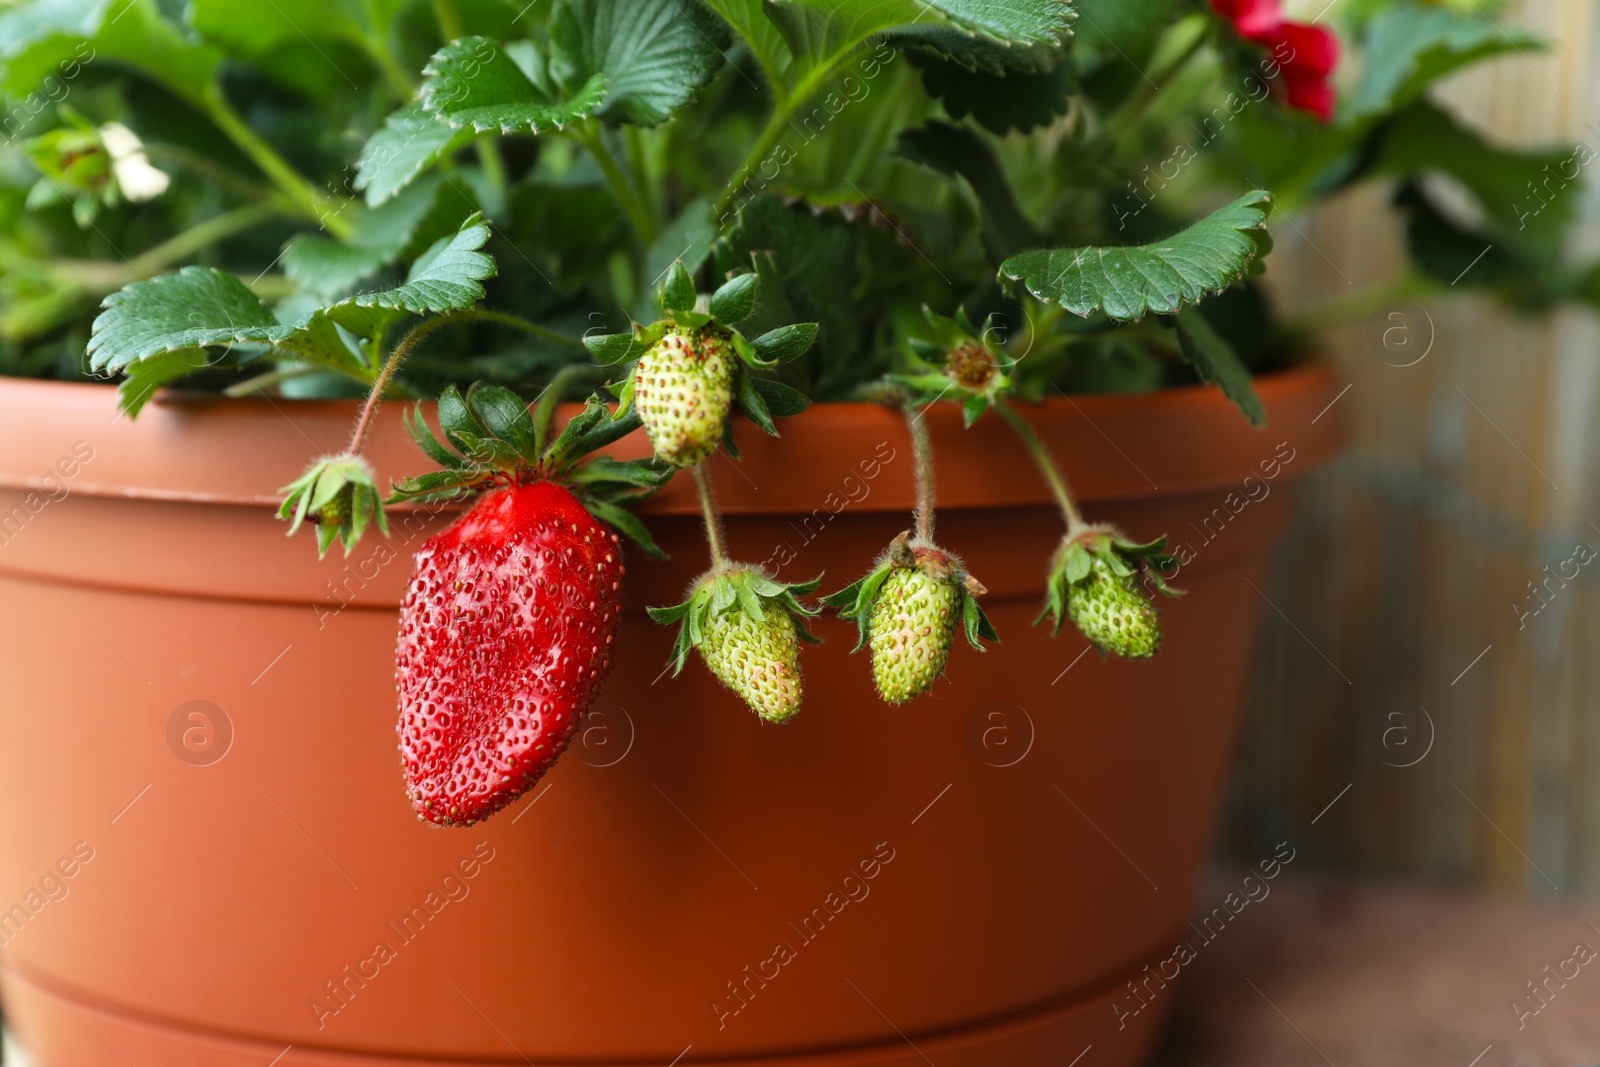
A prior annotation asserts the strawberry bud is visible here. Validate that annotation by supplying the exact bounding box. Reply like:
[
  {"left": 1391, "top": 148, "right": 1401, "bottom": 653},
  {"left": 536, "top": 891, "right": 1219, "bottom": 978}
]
[{"left": 278, "top": 453, "right": 387, "bottom": 557}]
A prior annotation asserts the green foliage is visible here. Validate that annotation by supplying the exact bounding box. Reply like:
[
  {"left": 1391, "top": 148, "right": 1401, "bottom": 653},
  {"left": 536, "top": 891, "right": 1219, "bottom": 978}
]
[
  {"left": 0, "top": 0, "right": 1584, "bottom": 491},
  {"left": 998, "top": 191, "right": 1273, "bottom": 322}
]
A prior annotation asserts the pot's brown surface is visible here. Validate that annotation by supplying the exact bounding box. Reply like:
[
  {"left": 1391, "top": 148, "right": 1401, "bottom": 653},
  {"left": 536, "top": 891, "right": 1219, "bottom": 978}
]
[{"left": 0, "top": 367, "right": 1344, "bottom": 1067}]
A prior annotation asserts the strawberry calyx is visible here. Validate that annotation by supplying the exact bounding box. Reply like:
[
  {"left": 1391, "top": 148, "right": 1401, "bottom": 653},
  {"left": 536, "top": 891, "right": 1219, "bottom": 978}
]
[
  {"left": 648, "top": 565, "right": 823, "bottom": 722},
  {"left": 583, "top": 258, "right": 820, "bottom": 457},
  {"left": 821, "top": 530, "right": 996, "bottom": 655},
  {"left": 1038, "top": 526, "right": 1183, "bottom": 656},
  {"left": 651, "top": 566, "right": 824, "bottom": 670},
  {"left": 388, "top": 383, "right": 673, "bottom": 558},
  {"left": 890, "top": 306, "right": 1015, "bottom": 427},
  {"left": 278, "top": 453, "right": 389, "bottom": 557}
]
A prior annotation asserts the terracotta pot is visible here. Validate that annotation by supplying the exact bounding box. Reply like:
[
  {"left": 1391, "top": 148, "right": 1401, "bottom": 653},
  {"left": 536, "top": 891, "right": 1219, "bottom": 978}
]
[{"left": 0, "top": 366, "right": 1344, "bottom": 1067}]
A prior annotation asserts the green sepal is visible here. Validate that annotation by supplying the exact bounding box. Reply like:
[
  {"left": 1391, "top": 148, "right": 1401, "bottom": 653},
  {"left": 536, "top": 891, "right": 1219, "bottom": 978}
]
[
  {"left": 822, "top": 560, "right": 896, "bottom": 652},
  {"left": 751, "top": 323, "right": 818, "bottom": 365},
  {"left": 583, "top": 497, "right": 667, "bottom": 560},
  {"left": 467, "top": 379, "right": 542, "bottom": 459},
  {"left": 437, "top": 385, "right": 488, "bottom": 455},
  {"left": 661, "top": 260, "right": 697, "bottom": 314},
  {"left": 405, "top": 404, "right": 464, "bottom": 469},
  {"left": 735, "top": 365, "right": 778, "bottom": 436},
  {"left": 277, "top": 453, "right": 389, "bottom": 557},
  {"left": 961, "top": 590, "right": 998, "bottom": 651},
  {"left": 647, "top": 566, "right": 824, "bottom": 674},
  {"left": 585, "top": 332, "right": 646, "bottom": 366},
  {"left": 710, "top": 271, "right": 759, "bottom": 325}
]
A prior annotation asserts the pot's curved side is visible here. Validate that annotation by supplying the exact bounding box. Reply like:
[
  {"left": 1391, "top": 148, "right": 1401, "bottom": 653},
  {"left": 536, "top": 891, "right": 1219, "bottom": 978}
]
[{"left": 0, "top": 368, "right": 1344, "bottom": 1067}]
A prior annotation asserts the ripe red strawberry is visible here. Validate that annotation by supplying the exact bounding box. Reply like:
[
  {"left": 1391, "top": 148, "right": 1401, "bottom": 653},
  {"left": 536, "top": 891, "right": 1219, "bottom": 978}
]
[{"left": 396, "top": 481, "right": 625, "bottom": 827}]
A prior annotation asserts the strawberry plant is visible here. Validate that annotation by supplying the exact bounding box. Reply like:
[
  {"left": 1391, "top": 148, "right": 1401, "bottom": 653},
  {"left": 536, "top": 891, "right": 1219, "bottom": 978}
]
[{"left": 0, "top": 0, "right": 1587, "bottom": 824}]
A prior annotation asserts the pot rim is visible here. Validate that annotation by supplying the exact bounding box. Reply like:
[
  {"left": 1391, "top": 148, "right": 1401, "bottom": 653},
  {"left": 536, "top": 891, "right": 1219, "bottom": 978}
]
[{"left": 0, "top": 363, "right": 1347, "bottom": 515}]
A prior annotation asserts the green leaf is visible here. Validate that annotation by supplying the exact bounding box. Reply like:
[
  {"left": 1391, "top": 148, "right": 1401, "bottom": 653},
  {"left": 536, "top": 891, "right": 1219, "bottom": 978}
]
[
  {"left": 1350, "top": 3, "right": 1545, "bottom": 121},
  {"left": 1066, "top": 0, "right": 1165, "bottom": 73},
  {"left": 115, "top": 348, "right": 212, "bottom": 416},
  {"left": 715, "top": 198, "right": 858, "bottom": 378},
  {"left": 0, "top": 0, "right": 220, "bottom": 103},
  {"left": 87, "top": 267, "right": 282, "bottom": 374},
  {"left": 93, "top": 217, "right": 497, "bottom": 389},
  {"left": 896, "top": 120, "right": 1043, "bottom": 261},
  {"left": 710, "top": 272, "right": 759, "bottom": 324},
  {"left": 1367, "top": 100, "right": 1577, "bottom": 260},
  {"left": 765, "top": 0, "right": 1070, "bottom": 76},
  {"left": 1174, "top": 307, "right": 1265, "bottom": 428},
  {"left": 422, "top": 36, "right": 608, "bottom": 133},
  {"left": 997, "top": 190, "right": 1274, "bottom": 322},
  {"left": 283, "top": 175, "right": 444, "bottom": 298},
  {"left": 703, "top": 0, "right": 792, "bottom": 84},
  {"left": 661, "top": 260, "right": 697, "bottom": 313},
  {"left": 911, "top": 52, "right": 1073, "bottom": 134},
  {"left": 354, "top": 102, "right": 475, "bottom": 207},
  {"left": 188, "top": 0, "right": 360, "bottom": 55},
  {"left": 750, "top": 323, "right": 817, "bottom": 364},
  {"left": 548, "top": 0, "right": 731, "bottom": 126}
]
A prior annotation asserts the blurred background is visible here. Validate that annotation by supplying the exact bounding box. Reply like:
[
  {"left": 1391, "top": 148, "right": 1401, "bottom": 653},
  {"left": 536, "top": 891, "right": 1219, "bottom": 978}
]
[{"left": 1228, "top": 0, "right": 1600, "bottom": 897}]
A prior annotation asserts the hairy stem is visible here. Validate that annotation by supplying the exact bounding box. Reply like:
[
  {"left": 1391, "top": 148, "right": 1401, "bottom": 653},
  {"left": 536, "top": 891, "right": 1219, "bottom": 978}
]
[
  {"left": 692, "top": 461, "right": 730, "bottom": 568},
  {"left": 996, "top": 399, "right": 1086, "bottom": 533},
  {"left": 431, "top": 307, "right": 588, "bottom": 349},
  {"left": 223, "top": 365, "right": 325, "bottom": 397},
  {"left": 904, "top": 403, "right": 937, "bottom": 544},
  {"left": 577, "top": 125, "right": 656, "bottom": 245},
  {"left": 347, "top": 313, "right": 470, "bottom": 453},
  {"left": 201, "top": 85, "right": 355, "bottom": 239}
]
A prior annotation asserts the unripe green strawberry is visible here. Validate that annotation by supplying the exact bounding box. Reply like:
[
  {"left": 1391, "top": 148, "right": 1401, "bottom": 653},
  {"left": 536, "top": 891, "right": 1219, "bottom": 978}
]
[
  {"left": 1036, "top": 528, "right": 1179, "bottom": 658},
  {"left": 824, "top": 535, "right": 996, "bottom": 704},
  {"left": 650, "top": 566, "right": 822, "bottom": 724},
  {"left": 635, "top": 326, "right": 734, "bottom": 467},
  {"left": 869, "top": 566, "right": 959, "bottom": 704},
  {"left": 1067, "top": 564, "right": 1161, "bottom": 658},
  {"left": 700, "top": 602, "right": 804, "bottom": 723}
]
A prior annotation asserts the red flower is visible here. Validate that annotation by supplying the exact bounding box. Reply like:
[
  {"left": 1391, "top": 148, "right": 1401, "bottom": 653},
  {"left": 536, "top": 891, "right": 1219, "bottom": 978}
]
[
  {"left": 1210, "top": 0, "right": 1340, "bottom": 122},
  {"left": 1210, "top": 0, "right": 1282, "bottom": 37}
]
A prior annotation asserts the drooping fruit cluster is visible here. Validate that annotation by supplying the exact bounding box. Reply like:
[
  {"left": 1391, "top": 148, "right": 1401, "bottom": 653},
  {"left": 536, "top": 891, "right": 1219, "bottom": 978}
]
[
  {"left": 825, "top": 531, "right": 995, "bottom": 704},
  {"left": 651, "top": 567, "right": 822, "bottom": 724},
  {"left": 384, "top": 384, "right": 670, "bottom": 825},
  {"left": 633, "top": 325, "right": 735, "bottom": 467},
  {"left": 1038, "top": 529, "right": 1182, "bottom": 659},
  {"left": 397, "top": 482, "right": 623, "bottom": 826}
]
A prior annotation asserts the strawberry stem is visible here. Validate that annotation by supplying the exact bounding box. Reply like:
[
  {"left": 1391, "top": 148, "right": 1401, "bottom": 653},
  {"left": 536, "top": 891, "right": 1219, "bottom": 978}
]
[
  {"left": 996, "top": 399, "right": 1087, "bottom": 534},
  {"left": 692, "top": 461, "right": 730, "bottom": 568},
  {"left": 904, "top": 402, "right": 937, "bottom": 544},
  {"left": 348, "top": 316, "right": 455, "bottom": 454}
]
